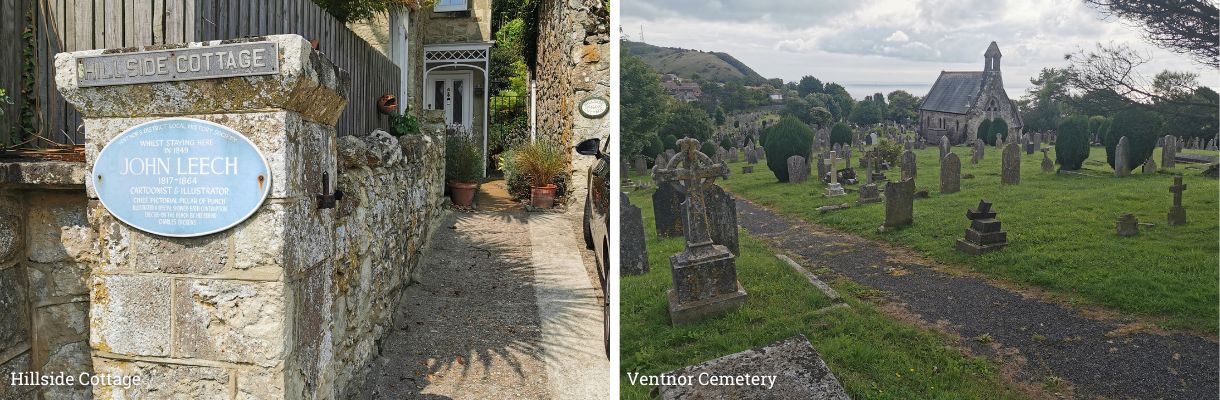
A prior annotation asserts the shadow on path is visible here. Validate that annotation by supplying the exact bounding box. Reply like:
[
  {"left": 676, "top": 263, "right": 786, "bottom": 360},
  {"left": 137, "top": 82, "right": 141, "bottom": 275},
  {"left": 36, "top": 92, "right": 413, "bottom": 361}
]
[{"left": 734, "top": 196, "right": 1218, "bottom": 399}]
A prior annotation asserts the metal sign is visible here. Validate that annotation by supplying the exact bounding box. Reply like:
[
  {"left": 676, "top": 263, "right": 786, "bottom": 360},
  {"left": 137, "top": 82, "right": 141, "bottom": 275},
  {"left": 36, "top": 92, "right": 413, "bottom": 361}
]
[
  {"left": 76, "top": 42, "right": 279, "bottom": 87},
  {"left": 92, "top": 118, "right": 272, "bottom": 237}
]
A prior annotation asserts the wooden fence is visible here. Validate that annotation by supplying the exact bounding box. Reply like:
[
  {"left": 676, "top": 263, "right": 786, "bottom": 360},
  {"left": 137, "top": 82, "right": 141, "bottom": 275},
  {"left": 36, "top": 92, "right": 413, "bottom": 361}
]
[{"left": 0, "top": 0, "right": 400, "bottom": 148}]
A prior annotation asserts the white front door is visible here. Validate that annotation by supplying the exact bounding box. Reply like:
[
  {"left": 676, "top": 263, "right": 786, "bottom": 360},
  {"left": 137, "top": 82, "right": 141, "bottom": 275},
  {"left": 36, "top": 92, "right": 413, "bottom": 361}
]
[{"left": 426, "top": 72, "right": 473, "bottom": 129}]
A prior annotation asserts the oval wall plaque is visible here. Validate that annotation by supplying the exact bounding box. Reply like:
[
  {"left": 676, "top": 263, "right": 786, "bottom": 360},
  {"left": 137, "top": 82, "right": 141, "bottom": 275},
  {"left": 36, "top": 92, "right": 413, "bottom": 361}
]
[{"left": 92, "top": 117, "right": 272, "bottom": 237}]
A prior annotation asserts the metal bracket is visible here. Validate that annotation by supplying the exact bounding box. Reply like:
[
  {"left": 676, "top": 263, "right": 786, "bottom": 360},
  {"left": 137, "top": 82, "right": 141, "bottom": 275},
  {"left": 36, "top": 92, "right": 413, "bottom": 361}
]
[{"left": 317, "top": 172, "right": 344, "bottom": 209}]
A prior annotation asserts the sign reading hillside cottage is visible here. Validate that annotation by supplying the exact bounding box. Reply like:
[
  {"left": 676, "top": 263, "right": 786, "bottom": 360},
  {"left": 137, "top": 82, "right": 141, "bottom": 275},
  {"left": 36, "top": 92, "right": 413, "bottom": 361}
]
[
  {"left": 92, "top": 118, "right": 271, "bottom": 237},
  {"left": 76, "top": 41, "right": 279, "bottom": 87}
]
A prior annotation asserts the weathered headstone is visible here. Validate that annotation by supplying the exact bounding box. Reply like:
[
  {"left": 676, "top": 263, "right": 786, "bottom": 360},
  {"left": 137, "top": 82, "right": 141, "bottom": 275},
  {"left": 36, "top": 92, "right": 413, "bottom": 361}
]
[
  {"left": 620, "top": 193, "right": 650, "bottom": 276},
  {"left": 825, "top": 151, "right": 846, "bottom": 197},
  {"left": 995, "top": 135, "right": 1004, "bottom": 150},
  {"left": 742, "top": 165, "right": 753, "bottom": 174},
  {"left": 1162, "top": 135, "right": 1177, "bottom": 168},
  {"left": 956, "top": 200, "right": 1008, "bottom": 254},
  {"left": 972, "top": 139, "right": 984, "bottom": 164},
  {"left": 757, "top": 146, "right": 765, "bottom": 160},
  {"left": 1116, "top": 213, "right": 1139, "bottom": 237},
  {"left": 729, "top": 147, "right": 739, "bottom": 162},
  {"left": 1041, "top": 149, "right": 1054, "bottom": 173},
  {"left": 1001, "top": 143, "right": 1020, "bottom": 185},
  {"left": 1142, "top": 157, "right": 1158, "bottom": 174},
  {"left": 653, "top": 138, "right": 747, "bottom": 325},
  {"left": 816, "top": 152, "right": 828, "bottom": 182},
  {"left": 1168, "top": 176, "right": 1187, "bottom": 226},
  {"left": 1033, "top": 132, "right": 1042, "bottom": 148},
  {"left": 857, "top": 183, "right": 881, "bottom": 204},
  {"left": 655, "top": 154, "right": 667, "bottom": 172},
  {"left": 1114, "top": 136, "right": 1131, "bottom": 177},
  {"left": 656, "top": 335, "right": 849, "bottom": 400},
  {"left": 900, "top": 150, "right": 917, "bottom": 181},
  {"left": 940, "top": 153, "right": 960, "bottom": 194},
  {"left": 879, "top": 178, "right": 915, "bottom": 231},
  {"left": 634, "top": 155, "right": 648, "bottom": 176},
  {"left": 939, "top": 136, "right": 950, "bottom": 161},
  {"left": 787, "top": 156, "right": 808, "bottom": 183}
]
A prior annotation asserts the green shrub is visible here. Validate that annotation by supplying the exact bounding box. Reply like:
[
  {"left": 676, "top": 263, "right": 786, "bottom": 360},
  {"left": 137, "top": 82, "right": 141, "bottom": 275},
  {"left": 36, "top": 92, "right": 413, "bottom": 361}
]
[
  {"left": 1055, "top": 115, "right": 1091, "bottom": 170},
  {"left": 866, "top": 138, "right": 902, "bottom": 167},
  {"left": 991, "top": 119, "right": 1009, "bottom": 142},
  {"left": 763, "top": 116, "right": 814, "bottom": 182},
  {"left": 1088, "top": 115, "right": 1107, "bottom": 137},
  {"left": 662, "top": 135, "right": 678, "bottom": 150},
  {"left": 643, "top": 135, "right": 664, "bottom": 158},
  {"left": 720, "top": 138, "right": 735, "bottom": 150},
  {"left": 701, "top": 141, "right": 718, "bottom": 158},
  {"left": 977, "top": 119, "right": 993, "bottom": 144},
  {"left": 446, "top": 134, "right": 482, "bottom": 183},
  {"left": 1105, "top": 108, "right": 1163, "bottom": 169},
  {"left": 977, "top": 118, "right": 1010, "bottom": 145},
  {"left": 830, "top": 122, "right": 852, "bottom": 146}
]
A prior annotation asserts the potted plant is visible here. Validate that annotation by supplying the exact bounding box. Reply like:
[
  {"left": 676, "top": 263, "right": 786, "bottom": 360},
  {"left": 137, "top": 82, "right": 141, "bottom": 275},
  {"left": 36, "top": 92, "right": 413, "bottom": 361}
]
[
  {"left": 515, "top": 139, "right": 568, "bottom": 209},
  {"left": 446, "top": 133, "right": 482, "bottom": 207}
]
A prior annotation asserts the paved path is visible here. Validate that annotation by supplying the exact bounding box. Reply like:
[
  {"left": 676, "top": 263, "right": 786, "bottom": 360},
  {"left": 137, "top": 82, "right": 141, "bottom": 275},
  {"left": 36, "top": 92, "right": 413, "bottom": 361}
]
[
  {"left": 733, "top": 197, "right": 1218, "bottom": 399},
  {"left": 359, "top": 208, "right": 608, "bottom": 399}
]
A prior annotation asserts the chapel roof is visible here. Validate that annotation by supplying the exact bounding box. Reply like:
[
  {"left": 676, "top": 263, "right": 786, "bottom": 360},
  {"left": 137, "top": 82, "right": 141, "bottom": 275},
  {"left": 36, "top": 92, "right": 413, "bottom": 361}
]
[{"left": 920, "top": 71, "right": 984, "bottom": 114}]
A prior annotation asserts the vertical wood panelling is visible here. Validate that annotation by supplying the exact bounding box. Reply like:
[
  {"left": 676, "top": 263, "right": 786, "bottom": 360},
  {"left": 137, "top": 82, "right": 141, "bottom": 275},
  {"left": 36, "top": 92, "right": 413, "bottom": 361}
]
[{"left": 166, "top": 0, "right": 182, "bottom": 44}]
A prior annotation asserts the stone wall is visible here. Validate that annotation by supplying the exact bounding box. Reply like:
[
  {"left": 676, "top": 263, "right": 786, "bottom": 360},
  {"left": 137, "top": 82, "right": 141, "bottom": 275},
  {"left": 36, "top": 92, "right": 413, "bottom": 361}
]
[
  {"left": 0, "top": 161, "right": 92, "bottom": 400},
  {"left": 532, "top": 0, "right": 610, "bottom": 204},
  {"left": 421, "top": 0, "right": 492, "bottom": 44},
  {"left": 42, "top": 34, "right": 447, "bottom": 399}
]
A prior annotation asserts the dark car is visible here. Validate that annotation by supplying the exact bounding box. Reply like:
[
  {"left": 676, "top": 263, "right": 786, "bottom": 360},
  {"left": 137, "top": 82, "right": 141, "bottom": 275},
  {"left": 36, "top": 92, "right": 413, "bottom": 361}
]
[{"left": 576, "top": 137, "right": 610, "bottom": 356}]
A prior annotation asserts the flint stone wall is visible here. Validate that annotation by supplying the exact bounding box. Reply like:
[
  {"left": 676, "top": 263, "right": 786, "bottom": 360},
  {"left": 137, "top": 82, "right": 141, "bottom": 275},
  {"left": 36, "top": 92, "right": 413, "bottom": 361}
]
[
  {"left": 44, "top": 34, "right": 446, "bottom": 399},
  {"left": 0, "top": 161, "right": 92, "bottom": 400},
  {"left": 533, "top": 0, "right": 610, "bottom": 205}
]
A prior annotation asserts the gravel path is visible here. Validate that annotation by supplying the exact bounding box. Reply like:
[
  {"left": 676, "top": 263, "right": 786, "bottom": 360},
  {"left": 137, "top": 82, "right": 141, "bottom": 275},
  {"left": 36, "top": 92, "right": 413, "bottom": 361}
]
[{"left": 733, "top": 196, "right": 1218, "bottom": 399}]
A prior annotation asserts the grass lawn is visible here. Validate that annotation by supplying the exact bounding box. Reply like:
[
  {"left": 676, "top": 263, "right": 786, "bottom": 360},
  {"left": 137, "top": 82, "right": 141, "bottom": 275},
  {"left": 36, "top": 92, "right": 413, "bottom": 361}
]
[
  {"left": 620, "top": 188, "right": 1030, "bottom": 399},
  {"left": 635, "top": 145, "right": 1218, "bottom": 334}
]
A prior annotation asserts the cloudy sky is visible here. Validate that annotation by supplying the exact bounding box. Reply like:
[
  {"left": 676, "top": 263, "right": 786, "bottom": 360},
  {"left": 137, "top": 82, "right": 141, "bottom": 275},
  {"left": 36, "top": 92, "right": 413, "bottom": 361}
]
[{"left": 621, "top": 0, "right": 1216, "bottom": 99}]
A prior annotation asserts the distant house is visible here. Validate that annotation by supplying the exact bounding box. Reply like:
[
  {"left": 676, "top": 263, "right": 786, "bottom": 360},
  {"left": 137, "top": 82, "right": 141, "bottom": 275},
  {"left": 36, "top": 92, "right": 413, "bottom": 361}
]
[
  {"left": 918, "top": 41, "right": 1022, "bottom": 144},
  {"left": 660, "top": 74, "right": 702, "bottom": 102},
  {"left": 769, "top": 93, "right": 783, "bottom": 103}
]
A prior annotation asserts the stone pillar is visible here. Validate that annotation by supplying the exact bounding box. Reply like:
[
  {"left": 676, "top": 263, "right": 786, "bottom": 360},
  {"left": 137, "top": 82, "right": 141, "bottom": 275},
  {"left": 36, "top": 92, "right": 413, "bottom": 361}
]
[{"left": 55, "top": 35, "right": 347, "bottom": 398}]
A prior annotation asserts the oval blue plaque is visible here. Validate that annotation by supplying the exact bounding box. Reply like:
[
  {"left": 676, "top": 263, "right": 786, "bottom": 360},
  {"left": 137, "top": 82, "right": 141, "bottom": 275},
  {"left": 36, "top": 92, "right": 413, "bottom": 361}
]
[{"left": 92, "top": 118, "right": 272, "bottom": 237}]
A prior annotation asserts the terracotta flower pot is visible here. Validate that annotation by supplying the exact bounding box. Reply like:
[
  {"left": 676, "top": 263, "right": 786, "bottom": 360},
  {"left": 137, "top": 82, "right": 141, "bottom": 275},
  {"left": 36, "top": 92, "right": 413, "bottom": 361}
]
[
  {"left": 530, "top": 184, "right": 557, "bottom": 209},
  {"left": 449, "top": 181, "right": 477, "bottom": 207}
]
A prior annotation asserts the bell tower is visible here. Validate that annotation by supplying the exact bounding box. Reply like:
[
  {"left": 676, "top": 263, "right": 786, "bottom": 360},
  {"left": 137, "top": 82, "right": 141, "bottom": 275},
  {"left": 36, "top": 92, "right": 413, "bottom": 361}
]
[{"left": 984, "top": 41, "right": 1002, "bottom": 72}]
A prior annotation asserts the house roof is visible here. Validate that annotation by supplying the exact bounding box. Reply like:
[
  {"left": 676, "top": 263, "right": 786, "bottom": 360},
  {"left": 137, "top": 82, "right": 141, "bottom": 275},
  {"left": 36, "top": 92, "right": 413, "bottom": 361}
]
[{"left": 920, "top": 71, "right": 984, "bottom": 114}]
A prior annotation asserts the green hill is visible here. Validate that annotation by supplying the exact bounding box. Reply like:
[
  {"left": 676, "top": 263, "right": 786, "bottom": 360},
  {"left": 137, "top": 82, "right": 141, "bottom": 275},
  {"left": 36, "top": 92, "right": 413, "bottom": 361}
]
[{"left": 624, "top": 40, "right": 766, "bottom": 84}]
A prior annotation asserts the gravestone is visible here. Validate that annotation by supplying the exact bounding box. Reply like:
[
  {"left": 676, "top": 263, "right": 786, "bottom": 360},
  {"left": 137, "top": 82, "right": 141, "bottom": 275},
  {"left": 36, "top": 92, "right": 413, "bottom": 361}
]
[
  {"left": 996, "top": 135, "right": 1004, "bottom": 150},
  {"left": 705, "top": 185, "right": 740, "bottom": 257},
  {"left": 1001, "top": 143, "right": 1020, "bottom": 185},
  {"left": 857, "top": 183, "right": 881, "bottom": 204},
  {"left": 1033, "top": 132, "right": 1042, "bottom": 148},
  {"left": 745, "top": 147, "right": 758, "bottom": 164},
  {"left": 653, "top": 183, "right": 738, "bottom": 255},
  {"left": 653, "top": 138, "right": 747, "bottom": 325},
  {"left": 787, "top": 156, "right": 808, "bottom": 183},
  {"left": 816, "top": 153, "right": 828, "bottom": 182},
  {"left": 1116, "top": 213, "right": 1139, "bottom": 237},
  {"left": 1114, "top": 136, "right": 1131, "bottom": 177},
  {"left": 634, "top": 155, "right": 648, "bottom": 176},
  {"left": 1162, "top": 135, "right": 1177, "bottom": 168},
  {"left": 757, "top": 146, "right": 765, "bottom": 160},
  {"left": 657, "top": 335, "right": 849, "bottom": 399},
  {"left": 956, "top": 200, "right": 1008, "bottom": 254},
  {"left": 620, "top": 193, "right": 650, "bottom": 276},
  {"left": 1041, "top": 149, "right": 1054, "bottom": 173},
  {"left": 972, "top": 139, "right": 984, "bottom": 164},
  {"left": 825, "top": 151, "right": 846, "bottom": 197},
  {"left": 1168, "top": 176, "right": 1187, "bottom": 225},
  {"left": 1142, "top": 157, "right": 1158, "bottom": 174},
  {"left": 742, "top": 165, "right": 753, "bottom": 174},
  {"left": 665, "top": 149, "right": 676, "bottom": 161},
  {"left": 900, "top": 150, "right": 917, "bottom": 181},
  {"left": 879, "top": 178, "right": 915, "bottom": 231},
  {"left": 939, "top": 136, "right": 950, "bottom": 161},
  {"left": 869, "top": 132, "right": 879, "bottom": 145},
  {"left": 655, "top": 154, "right": 667, "bottom": 172},
  {"left": 940, "top": 153, "right": 960, "bottom": 194},
  {"left": 729, "top": 147, "right": 739, "bottom": 162}
]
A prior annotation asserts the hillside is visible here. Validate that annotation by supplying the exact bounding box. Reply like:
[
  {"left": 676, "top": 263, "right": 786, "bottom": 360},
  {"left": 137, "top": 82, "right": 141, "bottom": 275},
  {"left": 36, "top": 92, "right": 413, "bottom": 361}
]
[{"left": 624, "top": 40, "right": 766, "bottom": 83}]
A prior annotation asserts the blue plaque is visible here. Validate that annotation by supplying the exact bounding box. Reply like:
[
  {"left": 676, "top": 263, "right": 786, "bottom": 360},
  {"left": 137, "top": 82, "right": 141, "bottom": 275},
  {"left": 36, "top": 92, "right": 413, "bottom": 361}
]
[{"left": 92, "top": 118, "right": 272, "bottom": 237}]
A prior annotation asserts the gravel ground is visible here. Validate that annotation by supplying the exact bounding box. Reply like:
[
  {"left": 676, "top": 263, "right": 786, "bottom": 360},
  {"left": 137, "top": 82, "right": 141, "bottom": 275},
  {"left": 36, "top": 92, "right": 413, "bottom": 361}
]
[
  {"left": 357, "top": 211, "right": 551, "bottom": 399},
  {"left": 734, "top": 196, "right": 1218, "bottom": 399}
]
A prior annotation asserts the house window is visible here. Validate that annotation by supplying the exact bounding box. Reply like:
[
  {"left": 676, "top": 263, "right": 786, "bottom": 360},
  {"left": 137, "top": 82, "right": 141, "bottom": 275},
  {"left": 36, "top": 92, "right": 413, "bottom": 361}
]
[{"left": 434, "top": 0, "right": 468, "bottom": 12}]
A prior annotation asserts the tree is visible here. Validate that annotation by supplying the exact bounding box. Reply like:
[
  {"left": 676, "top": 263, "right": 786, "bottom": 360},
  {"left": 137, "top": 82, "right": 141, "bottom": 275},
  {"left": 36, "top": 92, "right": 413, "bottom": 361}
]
[
  {"left": 849, "top": 100, "right": 882, "bottom": 125},
  {"left": 1020, "top": 68, "right": 1074, "bottom": 132},
  {"left": 782, "top": 97, "right": 815, "bottom": 125},
  {"left": 1056, "top": 115, "right": 1091, "bottom": 170},
  {"left": 886, "top": 90, "right": 920, "bottom": 123},
  {"left": 797, "top": 75, "right": 824, "bottom": 97},
  {"left": 621, "top": 50, "right": 669, "bottom": 158},
  {"left": 662, "top": 135, "right": 678, "bottom": 151},
  {"left": 1068, "top": 44, "right": 1217, "bottom": 112},
  {"left": 700, "top": 141, "right": 718, "bottom": 159},
  {"left": 824, "top": 83, "right": 855, "bottom": 121},
  {"left": 1084, "top": 0, "right": 1218, "bottom": 67},
  {"left": 809, "top": 107, "right": 833, "bottom": 130},
  {"left": 713, "top": 106, "right": 727, "bottom": 126},
  {"left": 830, "top": 122, "right": 852, "bottom": 146},
  {"left": 1105, "top": 107, "right": 1164, "bottom": 170},
  {"left": 662, "top": 101, "right": 714, "bottom": 142},
  {"left": 643, "top": 135, "right": 664, "bottom": 158},
  {"left": 763, "top": 116, "right": 814, "bottom": 182}
]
